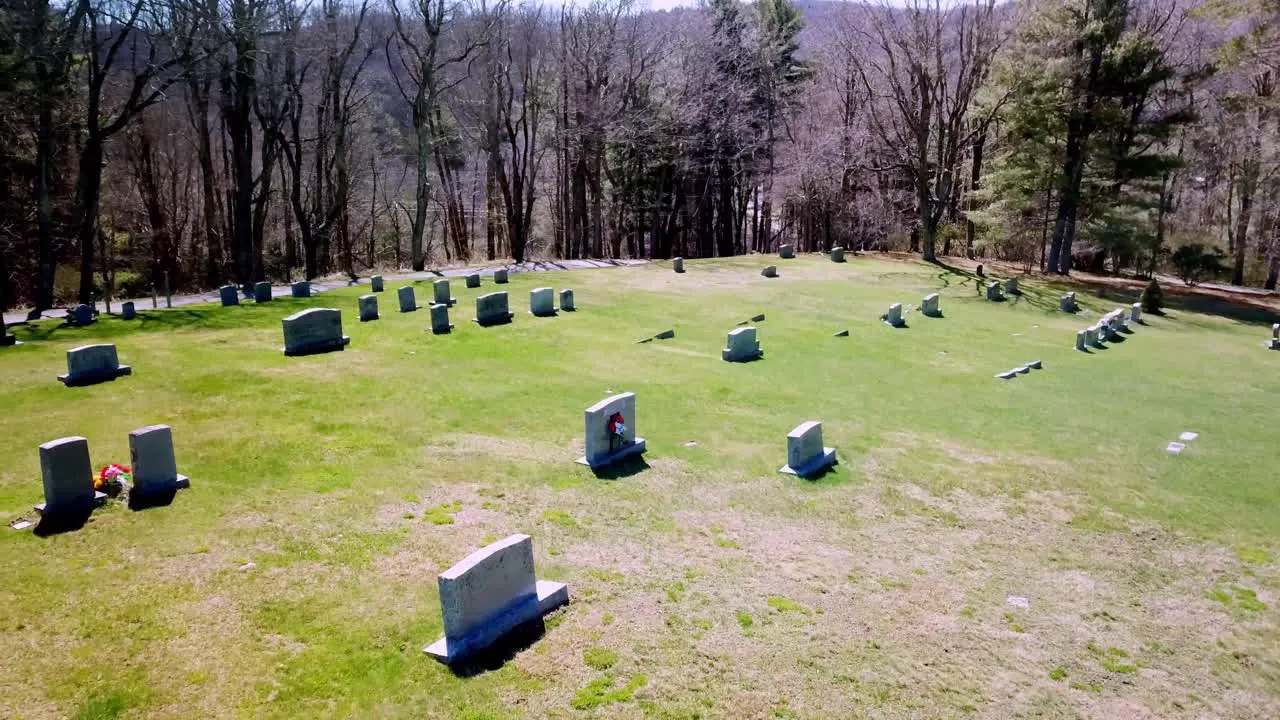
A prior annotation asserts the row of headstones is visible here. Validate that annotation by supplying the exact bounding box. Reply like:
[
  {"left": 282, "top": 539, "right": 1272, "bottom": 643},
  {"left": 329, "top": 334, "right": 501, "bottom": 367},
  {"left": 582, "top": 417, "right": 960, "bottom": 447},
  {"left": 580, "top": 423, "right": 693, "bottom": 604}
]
[
  {"left": 1075, "top": 304, "right": 1141, "bottom": 350},
  {"left": 984, "top": 278, "right": 1019, "bottom": 301},
  {"left": 218, "top": 268, "right": 519, "bottom": 309},
  {"left": 32, "top": 425, "right": 189, "bottom": 521}
]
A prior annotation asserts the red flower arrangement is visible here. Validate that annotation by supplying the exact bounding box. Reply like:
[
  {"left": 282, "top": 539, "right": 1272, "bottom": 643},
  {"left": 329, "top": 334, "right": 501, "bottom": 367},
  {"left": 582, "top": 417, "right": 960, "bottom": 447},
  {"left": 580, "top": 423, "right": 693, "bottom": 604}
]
[{"left": 96, "top": 463, "right": 131, "bottom": 493}]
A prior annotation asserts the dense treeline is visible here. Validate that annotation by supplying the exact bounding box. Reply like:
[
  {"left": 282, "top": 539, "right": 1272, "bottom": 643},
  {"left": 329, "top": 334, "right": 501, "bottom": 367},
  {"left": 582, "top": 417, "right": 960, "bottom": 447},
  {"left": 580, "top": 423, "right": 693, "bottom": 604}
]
[{"left": 0, "top": 0, "right": 1276, "bottom": 315}]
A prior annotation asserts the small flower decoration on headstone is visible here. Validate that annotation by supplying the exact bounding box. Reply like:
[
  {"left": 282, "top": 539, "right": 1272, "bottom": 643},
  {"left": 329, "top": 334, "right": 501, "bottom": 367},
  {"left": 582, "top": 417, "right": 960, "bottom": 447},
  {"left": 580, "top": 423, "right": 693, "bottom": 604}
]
[
  {"left": 97, "top": 463, "right": 131, "bottom": 497},
  {"left": 607, "top": 412, "right": 627, "bottom": 452}
]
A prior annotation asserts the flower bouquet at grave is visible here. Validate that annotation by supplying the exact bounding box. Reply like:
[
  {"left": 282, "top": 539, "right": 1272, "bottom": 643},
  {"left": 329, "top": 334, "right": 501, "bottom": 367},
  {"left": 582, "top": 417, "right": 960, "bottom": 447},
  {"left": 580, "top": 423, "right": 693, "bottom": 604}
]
[
  {"left": 607, "top": 412, "right": 628, "bottom": 452},
  {"left": 96, "top": 463, "right": 131, "bottom": 498}
]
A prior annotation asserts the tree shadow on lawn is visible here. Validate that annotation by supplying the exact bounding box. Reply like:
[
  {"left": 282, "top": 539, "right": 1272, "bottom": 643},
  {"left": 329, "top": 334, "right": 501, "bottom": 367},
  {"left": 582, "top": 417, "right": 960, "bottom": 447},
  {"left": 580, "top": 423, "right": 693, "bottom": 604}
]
[
  {"left": 10, "top": 300, "right": 317, "bottom": 342},
  {"left": 446, "top": 617, "right": 547, "bottom": 678}
]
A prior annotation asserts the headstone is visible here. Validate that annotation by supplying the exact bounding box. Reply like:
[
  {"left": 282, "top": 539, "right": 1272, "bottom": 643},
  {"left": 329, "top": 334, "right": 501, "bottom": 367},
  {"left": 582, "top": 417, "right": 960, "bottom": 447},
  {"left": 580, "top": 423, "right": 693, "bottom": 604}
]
[
  {"left": 494, "top": 269, "right": 509, "bottom": 284},
  {"left": 995, "top": 370, "right": 1017, "bottom": 380},
  {"left": 475, "top": 291, "right": 514, "bottom": 326},
  {"left": 986, "top": 282, "right": 1004, "bottom": 301},
  {"left": 398, "top": 286, "right": 417, "bottom": 313},
  {"left": 779, "top": 244, "right": 795, "bottom": 259},
  {"left": 220, "top": 285, "right": 239, "bottom": 306},
  {"left": 1166, "top": 442, "right": 1185, "bottom": 455},
  {"left": 560, "top": 289, "right": 575, "bottom": 312},
  {"left": 833, "top": 329, "right": 849, "bottom": 337},
  {"left": 34, "top": 436, "right": 104, "bottom": 517},
  {"left": 529, "top": 287, "right": 556, "bottom": 317},
  {"left": 654, "top": 329, "right": 675, "bottom": 340},
  {"left": 921, "top": 293, "right": 941, "bottom": 317},
  {"left": 1059, "top": 293, "right": 1077, "bottom": 312},
  {"left": 59, "top": 344, "right": 132, "bottom": 386},
  {"left": 291, "top": 281, "right": 311, "bottom": 298},
  {"left": 1076, "top": 330, "right": 1087, "bottom": 351},
  {"left": 1005, "top": 277, "right": 1019, "bottom": 294},
  {"left": 129, "top": 425, "right": 190, "bottom": 497},
  {"left": 358, "top": 294, "right": 379, "bottom": 322},
  {"left": 1115, "top": 307, "right": 1130, "bottom": 331},
  {"left": 430, "top": 303, "right": 454, "bottom": 334},
  {"left": 722, "top": 326, "right": 763, "bottom": 362},
  {"left": 576, "top": 391, "right": 647, "bottom": 468},
  {"left": 254, "top": 281, "right": 272, "bottom": 302},
  {"left": 884, "top": 303, "right": 904, "bottom": 328},
  {"left": 761, "top": 265, "right": 778, "bottom": 278},
  {"left": 1088, "top": 325, "right": 1104, "bottom": 348},
  {"left": 433, "top": 279, "right": 456, "bottom": 307},
  {"left": 1, "top": 316, "right": 17, "bottom": 347},
  {"left": 1015, "top": 365, "right": 1031, "bottom": 374},
  {"left": 71, "top": 304, "right": 94, "bottom": 326},
  {"left": 371, "top": 275, "right": 384, "bottom": 292},
  {"left": 281, "top": 308, "right": 350, "bottom": 356},
  {"left": 466, "top": 272, "right": 481, "bottom": 289},
  {"left": 751, "top": 314, "right": 766, "bottom": 322},
  {"left": 121, "top": 301, "right": 136, "bottom": 320},
  {"left": 424, "top": 534, "right": 569, "bottom": 665},
  {"left": 976, "top": 264, "right": 985, "bottom": 278},
  {"left": 1027, "top": 359, "right": 1043, "bottom": 370},
  {"left": 778, "top": 421, "right": 837, "bottom": 477},
  {"left": 1272, "top": 323, "right": 1280, "bottom": 350},
  {"left": 673, "top": 257, "right": 685, "bottom": 273},
  {"left": 830, "top": 247, "right": 845, "bottom": 262}
]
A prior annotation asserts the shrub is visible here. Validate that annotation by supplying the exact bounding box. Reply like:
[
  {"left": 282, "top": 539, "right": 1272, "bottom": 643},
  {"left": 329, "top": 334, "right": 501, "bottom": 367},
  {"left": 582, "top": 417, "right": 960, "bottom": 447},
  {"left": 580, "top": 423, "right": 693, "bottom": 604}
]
[
  {"left": 1141, "top": 278, "right": 1163, "bottom": 314},
  {"left": 1171, "top": 244, "right": 1225, "bottom": 286}
]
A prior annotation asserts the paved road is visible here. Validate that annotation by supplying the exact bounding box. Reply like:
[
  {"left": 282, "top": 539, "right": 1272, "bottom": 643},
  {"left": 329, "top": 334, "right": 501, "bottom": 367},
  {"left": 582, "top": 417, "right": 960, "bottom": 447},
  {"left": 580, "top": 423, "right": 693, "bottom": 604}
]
[{"left": 3, "top": 258, "right": 649, "bottom": 326}]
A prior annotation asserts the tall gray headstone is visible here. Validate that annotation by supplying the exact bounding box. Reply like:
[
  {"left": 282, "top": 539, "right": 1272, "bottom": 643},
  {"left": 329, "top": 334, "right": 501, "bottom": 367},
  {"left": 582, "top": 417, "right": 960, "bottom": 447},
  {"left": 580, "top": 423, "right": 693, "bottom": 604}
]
[
  {"left": 430, "top": 303, "right": 454, "bottom": 334},
  {"left": 494, "top": 269, "right": 509, "bottom": 284},
  {"left": 71, "top": 304, "right": 94, "bottom": 326},
  {"left": 220, "top": 285, "right": 239, "bottom": 307},
  {"left": 559, "top": 289, "right": 575, "bottom": 312},
  {"left": 921, "top": 293, "right": 941, "bottom": 317},
  {"left": 986, "top": 282, "right": 1004, "bottom": 301},
  {"left": 1272, "top": 323, "right": 1280, "bottom": 350},
  {"left": 1059, "top": 292, "right": 1077, "bottom": 312},
  {"left": 1131, "top": 303, "right": 1142, "bottom": 324},
  {"left": 433, "top": 279, "right": 456, "bottom": 307},
  {"left": 474, "top": 291, "right": 514, "bottom": 326},
  {"left": 576, "top": 392, "right": 646, "bottom": 468},
  {"left": 359, "top": 294, "right": 379, "bottom": 322},
  {"left": 779, "top": 244, "right": 795, "bottom": 259},
  {"left": 529, "top": 287, "right": 556, "bottom": 317},
  {"left": 466, "top": 272, "right": 481, "bottom": 289},
  {"left": 59, "top": 344, "right": 132, "bottom": 386},
  {"left": 673, "top": 257, "right": 685, "bottom": 273},
  {"left": 761, "top": 265, "right": 778, "bottom": 278},
  {"left": 722, "top": 326, "right": 763, "bottom": 362},
  {"left": 129, "top": 424, "right": 190, "bottom": 496},
  {"left": 291, "top": 281, "right": 311, "bottom": 298},
  {"left": 1004, "top": 277, "right": 1019, "bottom": 294},
  {"left": 884, "top": 303, "right": 904, "bottom": 328},
  {"left": 423, "top": 534, "right": 569, "bottom": 665},
  {"left": 121, "top": 301, "right": 136, "bottom": 320},
  {"left": 1076, "top": 330, "right": 1087, "bottom": 351},
  {"left": 34, "top": 436, "right": 104, "bottom": 517},
  {"left": 254, "top": 281, "right": 272, "bottom": 302},
  {"left": 281, "top": 308, "right": 350, "bottom": 356},
  {"left": 398, "top": 286, "right": 417, "bottom": 313},
  {"left": 830, "top": 247, "right": 846, "bottom": 262},
  {"left": 371, "top": 275, "right": 384, "bottom": 292},
  {"left": 779, "top": 421, "right": 837, "bottom": 478}
]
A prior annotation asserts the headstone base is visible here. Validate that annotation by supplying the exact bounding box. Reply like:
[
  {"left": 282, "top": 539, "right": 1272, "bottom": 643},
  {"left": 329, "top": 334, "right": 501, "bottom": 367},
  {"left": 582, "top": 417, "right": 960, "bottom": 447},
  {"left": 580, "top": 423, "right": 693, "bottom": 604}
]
[
  {"left": 721, "top": 348, "right": 763, "bottom": 362},
  {"left": 58, "top": 365, "right": 132, "bottom": 387},
  {"left": 433, "top": 323, "right": 455, "bottom": 335},
  {"left": 282, "top": 337, "right": 350, "bottom": 357},
  {"left": 35, "top": 490, "right": 107, "bottom": 517},
  {"left": 1270, "top": 338, "right": 1280, "bottom": 350},
  {"left": 1, "top": 334, "right": 20, "bottom": 346},
  {"left": 576, "top": 438, "right": 647, "bottom": 469},
  {"left": 132, "top": 474, "right": 191, "bottom": 498},
  {"left": 424, "top": 579, "right": 568, "bottom": 664},
  {"left": 529, "top": 309, "right": 558, "bottom": 318},
  {"left": 779, "top": 448, "right": 837, "bottom": 478},
  {"left": 474, "top": 313, "right": 514, "bottom": 327}
]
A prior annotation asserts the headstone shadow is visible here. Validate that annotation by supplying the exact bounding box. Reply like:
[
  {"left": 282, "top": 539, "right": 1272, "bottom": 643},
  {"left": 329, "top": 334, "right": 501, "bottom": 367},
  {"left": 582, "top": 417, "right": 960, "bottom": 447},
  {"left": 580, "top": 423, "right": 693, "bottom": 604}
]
[
  {"left": 33, "top": 508, "right": 92, "bottom": 537},
  {"left": 590, "top": 454, "right": 650, "bottom": 481},
  {"left": 447, "top": 617, "right": 548, "bottom": 677},
  {"left": 129, "top": 488, "right": 177, "bottom": 511}
]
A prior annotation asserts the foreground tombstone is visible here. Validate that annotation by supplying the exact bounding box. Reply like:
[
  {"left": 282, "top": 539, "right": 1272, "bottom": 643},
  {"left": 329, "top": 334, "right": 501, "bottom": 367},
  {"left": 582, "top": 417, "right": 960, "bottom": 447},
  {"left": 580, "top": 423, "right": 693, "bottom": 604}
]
[
  {"left": 129, "top": 425, "right": 190, "bottom": 498},
  {"left": 494, "top": 268, "right": 509, "bottom": 284},
  {"left": 359, "top": 294, "right": 379, "bottom": 322},
  {"left": 430, "top": 303, "right": 454, "bottom": 334},
  {"left": 779, "top": 244, "right": 795, "bottom": 259},
  {"left": 466, "top": 272, "right": 481, "bottom": 289},
  {"left": 884, "top": 303, "right": 905, "bottom": 328},
  {"left": 121, "top": 301, "right": 136, "bottom": 320},
  {"left": 371, "top": 275, "right": 385, "bottom": 292},
  {"left": 830, "top": 247, "right": 846, "bottom": 262},
  {"left": 398, "top": 286, "right": 418, "bottom": 313},
  {"left": 673, "top": 257, "right": 685, "bottom": 273},
  {"left": 1059, "top": 293, "right": 1078, "bottom": 312},
  {"left": 921, "top": 293, "right": 941, "bottom": 317},
  {"left": 722, "top": 326, "right": 763, "bottom": 362},
  {"left": 59, "top": 344, "right": 132, "bottom": 386},
  {"left": 576, "top": 391, "right": 647, "bottom": 468},
  {"left": 761, "top": 265, "right": 778, "bottom": 278},
  {"left": 34, "top": 436, "right": 105, "bottom": 518},
  {"left": 424, "top": 534, "right": 569, "bottom": 665},
  {"left": 986, "top": 282, "right": 1004, "bottom": 301},
  {"left": 1004, "top": 277, "right": 1019, "bottom": 295},
  {"left": 560, "top": 289, "right": 575, "bottom": 312},
  {"left": 254, "top": 281, "right": 272, "bottom": 302},
  {"left": 220, "top": 285, "right": 240, "bottom": 307},
  {"left": 1088, "top": 325, "right": 1105, "bottom": 348},
  {"left": 1076, "top": 330, "right": 1087, "bottom": 352},
  {"left": 529, "top": 287, "right": 557, "bottom": 317},
  {"left": 1131, "top": 303, "right": 1142, "bottom": 324},
  {"left": 475, "top": 292, "right": 514, "bottom": 326},
  {"left": 71, "top": 304, "right": 94, "bottom": 326},
  {"left": 1271, "top": 323, "right": 1280, "bottom": 350},
  {"left": 779, "top": 421, "right": 837, "bottom": 478},
  {"left": 433, "top": 279, "right": 456, "bottom": 307},
  {"left": 291, "top": 281, "right": 311, "bottom": 298},
  {"left": 281, "top": 308, "right": 350, "bottom": 356}
]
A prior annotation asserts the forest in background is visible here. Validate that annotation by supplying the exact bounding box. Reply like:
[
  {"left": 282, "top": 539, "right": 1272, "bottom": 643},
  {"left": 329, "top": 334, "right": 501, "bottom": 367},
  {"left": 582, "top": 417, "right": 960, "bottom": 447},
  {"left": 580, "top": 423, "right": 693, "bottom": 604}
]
[{"left": 0, "top": 0, "right": 1277, "bottom": 315}]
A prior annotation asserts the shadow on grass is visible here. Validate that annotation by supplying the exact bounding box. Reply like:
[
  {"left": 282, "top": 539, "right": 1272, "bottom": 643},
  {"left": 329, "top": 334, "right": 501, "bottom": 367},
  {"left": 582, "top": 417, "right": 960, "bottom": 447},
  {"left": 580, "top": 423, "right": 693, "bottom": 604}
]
[
  {"left": 11, "top": 299, "right": 324, "bottom": 342},
  {"left": 33, "top": 508, "right": 92, "bottom": 537},
  {"left": 446, "top": 617, "right": 546, "bottom": 677},
  {"left": 590, "top": 454, "right": 650, "bottom": 481},
  {"left": 128, "top": 488, "right": 177, "bottom": 512}
]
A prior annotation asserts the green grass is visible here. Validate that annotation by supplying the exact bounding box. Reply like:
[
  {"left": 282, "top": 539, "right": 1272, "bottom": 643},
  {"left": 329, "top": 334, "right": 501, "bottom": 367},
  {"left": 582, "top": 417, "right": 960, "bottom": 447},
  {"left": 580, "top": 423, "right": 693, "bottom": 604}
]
[{"left": 1, "top": 254, "right": 1278, "bottom": 718}]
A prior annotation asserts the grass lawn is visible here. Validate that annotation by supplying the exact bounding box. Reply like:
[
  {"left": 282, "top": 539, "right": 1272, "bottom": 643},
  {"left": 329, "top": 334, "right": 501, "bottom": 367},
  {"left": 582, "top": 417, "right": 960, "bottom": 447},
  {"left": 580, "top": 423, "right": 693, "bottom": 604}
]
[{"left": 1, "top": 254, "right": 1277, "bottom": 719}]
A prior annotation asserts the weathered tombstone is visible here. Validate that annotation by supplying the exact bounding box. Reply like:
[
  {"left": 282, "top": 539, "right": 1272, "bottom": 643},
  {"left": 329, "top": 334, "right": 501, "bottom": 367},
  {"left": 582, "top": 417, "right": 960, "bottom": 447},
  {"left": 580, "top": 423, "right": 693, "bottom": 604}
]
[
  {"left": 722, "top": 326, "right": 763, "bottom": 362},
  {"left": 921, "top": 293, "right": 941, "bottom": 317},
  {"left": 281, "top": 308, "right": 350, "bottom": 356},
  {"left": 833, "top": 329, "right": 849, "bottom": 337},
  {"left": 884, "top": 303, "right": 905, "bottom": 328},
  {"left": 654, "top": 329, "right": 675, "bottom": 340},
  {"left": 560, "top": 289, "right": 575, "bottom": 312},
  {"left": 1089, "top": 325, "right": 1105, "bottom": 348},
  {"left": 423, "top": 534, "right": 569, "bottom": 665},
  {"left": 474, "top": 291, "right": 514, "bottom": 326},
  {"left": 358, "top": 294, "right": 379, "bottom": 322},
  {"left": 466, "top": 272, "right": 481, "bottom": 289},
  {"left": 1131, "top": 303, "right": 1142, "bottom": 324},
  {"left": 494, "top": 269, "right": 509, "bottom": 284},
  {"left": 430, "top": 303, "right": 454, "bottom": 335},
  {"left": 291, "top": 281, "right": 311, "bottom": 298},
  {"left": 220, "top": 285, "right": 240, "bottom": 307},
  {"left": 34, "top": 436, "right": 104, "bottom": 518},
  {"left": 529, "top": 287, "right": 557, "bottom": 317},
  {"left": 1027, "top": 359, "right": 1043, "bottom": 370},
  {"left": 761, "top": 265, "right": 778, "bottom": 278},
  {"left": 995, "top": 369, "right": 1017, "bottom": 380},
  {"left": 129, "top": 424, "right": 190, "bottom": 498},
  {"left": 1115, "top": 307, "right": 1130, "bottom": 331},
  {"left": 1059, "top": 292, "right": 1077, "bottom": 312},
  {"left": 1015, "top": 365, "right": 1031, "bottom": 375},
  {"left": 121, "top": 301, "right": 136, "bottom": 320},
  {"left": 433, "top": 279, "right": 456, "bottom": 307},
  {"left": 71, "top": 304, "right": 94, "bottom": 326},
  {"left": 576, "top": 391, "right": 647, "bottom": 468},
  {"left": 1076, "top": 330, "right": 1087, "bottom": 352},
  {"left": 1005, "top": 277, "right": 1019, "bottom": 294},
  {"left": 398, "top": 286, "right": 418, "bottom": 313},
  {"left": 986, "top": 282, "right": 1004, "bottom": 301},
  {"left": 778, "top": 421, "right": 837, "bottom": 478},
  {"left": 976, "top": 264, "right": 985, "bottom": 277},
  {"left": 1271, "top": 323, "right": 1280, "bottom": 350},
  {"left": 371, "top": 275, "right": 385, "bottom": 292},
  {"left": 59, "top": 344, "right": 131, "bottom": 386},
  {"left": 830, "top": 247, "right": 846, "bottom": 262},
  {"left": 673, "top": 257, "right": 685, "bottom": 273},
  {"left": 254, "top": 281, "right": 272, "bottom": 302},
  {"left": 1, "top": 316, "right": 18, "bottom": 346},
  {"left": 779, "top": 244, "right": 795, "bottom": 259}
]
